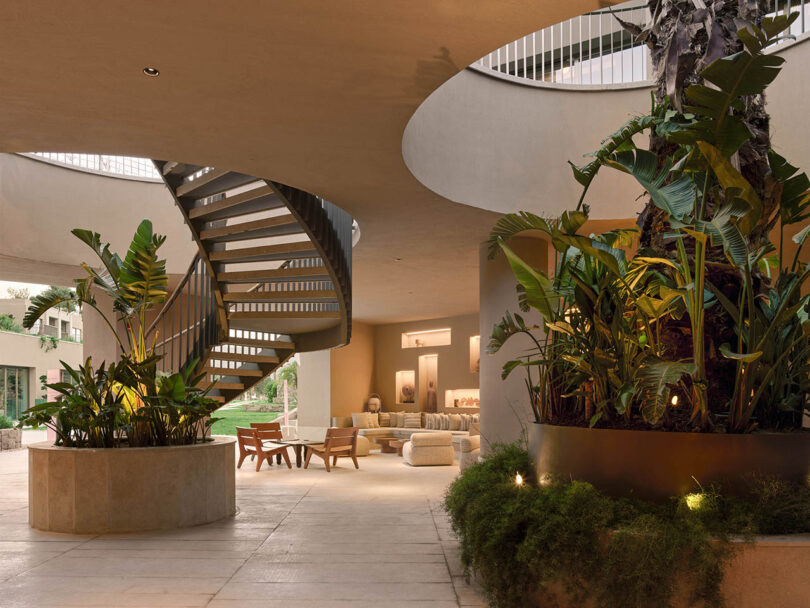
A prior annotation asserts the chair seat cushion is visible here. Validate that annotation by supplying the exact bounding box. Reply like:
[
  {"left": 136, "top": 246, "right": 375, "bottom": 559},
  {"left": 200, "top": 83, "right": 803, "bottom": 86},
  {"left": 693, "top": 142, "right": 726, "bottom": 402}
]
[{"left": 410, "top": 432, "right": 452, "bottom": 447}]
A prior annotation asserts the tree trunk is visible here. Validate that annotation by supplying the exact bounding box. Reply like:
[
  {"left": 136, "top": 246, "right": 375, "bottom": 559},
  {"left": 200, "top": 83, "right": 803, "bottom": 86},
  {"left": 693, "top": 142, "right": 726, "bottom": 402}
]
[{"left": 630, "top": 0, "right": 773, "bottom": 426}]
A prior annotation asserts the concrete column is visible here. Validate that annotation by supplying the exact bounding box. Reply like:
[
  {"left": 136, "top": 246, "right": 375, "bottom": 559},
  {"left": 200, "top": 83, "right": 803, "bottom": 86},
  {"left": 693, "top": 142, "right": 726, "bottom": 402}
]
[
  {"left": 478, "top": 236, "right": 548, "bottom": 450},
  {"left": 297, "top": 349, "right": 332, "bottom": 440}
]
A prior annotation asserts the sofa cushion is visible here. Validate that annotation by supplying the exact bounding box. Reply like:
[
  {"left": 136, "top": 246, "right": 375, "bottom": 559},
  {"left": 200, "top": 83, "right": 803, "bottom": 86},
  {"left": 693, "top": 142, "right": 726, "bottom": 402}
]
[
  {"left": 403, "top": 412, "right": 421, "bottom": 428},
  {"left": 359, "top": 428, "right": 395, "bottom": 437},
  {"left": 390, "top": 412, "right": 403, "bottom": 427},
  {"left": 403, "top": 441, "right": 455, "bottom": 466},
  {"left": 411, "top": 431, "right": 452, "bottom": 447},
  {"left": 449, "top": 414, "right": 461, "bottom": 431},
  {"left": 379, "top": 412, "right": 391, "bottom": 427},
  {"left": 460, "top": 435, "right": 481, "bottom": 452},
  {"left": 331, "top": 416, "right": 352, "bottom": 428},
  {"left": 367, "top": 413, "right": 380, "bottom": 428},
  {"left": 351, "top": 412, "right": 370, "bottom": 428}
]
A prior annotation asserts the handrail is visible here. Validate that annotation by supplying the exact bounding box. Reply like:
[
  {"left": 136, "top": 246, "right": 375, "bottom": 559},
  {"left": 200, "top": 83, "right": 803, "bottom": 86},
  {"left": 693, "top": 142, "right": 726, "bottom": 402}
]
[
  {"left": 265, "top": 181, "right": 353, "bottom": 350},
  {"left": 472, "top": 0, "right": 809, "bottom": 88},
  {"left": 21, "top": 153, "right": 161, "bottom": 182},
  {"left": 145, "top": 253, "right": 219, "bottom": 373}
]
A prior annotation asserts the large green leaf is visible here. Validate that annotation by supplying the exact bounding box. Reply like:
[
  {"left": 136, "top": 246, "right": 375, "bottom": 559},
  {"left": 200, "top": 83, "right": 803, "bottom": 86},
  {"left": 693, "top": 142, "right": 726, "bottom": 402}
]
[
  {"left": 23, "top": 292, "right": 80, "bottom": 329},
  {"left": 674, "top": 14, "right": 798, "bottom": 157},
  {"left": 487, "top": 212, "right": 553, "bottom": 259},
  {"left": 697, "top": 142, "right": 761, "bottom": 234},
  {"left": 499, "top": 242, "right": 557, "bottom": 320},
  {"left": 769, "top": 150, "right": 810, "bottom": 226},
  {"left": 118, "top": 220, "right": 168, "bottom": 310},
  {"left": 637, "top": 360, "right": 696, "bottom": 425},
  {"left": 607, "top": 149, "right": 697, "bottom": 222},
  {"left": 552, "top": 234, "right": 626, "bottom": 277}
]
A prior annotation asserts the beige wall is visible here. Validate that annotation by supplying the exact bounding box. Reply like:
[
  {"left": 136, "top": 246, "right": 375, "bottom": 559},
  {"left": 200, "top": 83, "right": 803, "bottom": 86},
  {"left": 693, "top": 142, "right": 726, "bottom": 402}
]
[
  {"left": 371, "top": 314, "right": 479, "bottom": 414},
  {"left": 0, "top": 154, "right": 196, "bottom": 284},
  {"left": 404, "top": 36, "right": 810, "bottom": 222},
  {"left": 0, "top": 330, "right": 83, "bottom": 417},
  {"left": 479, "top": 236, "right": 547, "bottom": 450},
  {"left": 297, "top": 349, "right": 332, "bottom": 439},
  {"left": 330, "top": 321, "right": 375, "bottom": 417}
]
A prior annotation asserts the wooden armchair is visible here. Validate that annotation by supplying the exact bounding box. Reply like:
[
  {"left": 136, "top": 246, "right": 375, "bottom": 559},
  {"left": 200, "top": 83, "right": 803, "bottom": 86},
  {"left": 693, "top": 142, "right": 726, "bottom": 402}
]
[
  {"left": 236, "top": 426, "right": 291, "bottom": 471},
  {"left": 304, "top": 427, "right": 359, "bottom": 472}
]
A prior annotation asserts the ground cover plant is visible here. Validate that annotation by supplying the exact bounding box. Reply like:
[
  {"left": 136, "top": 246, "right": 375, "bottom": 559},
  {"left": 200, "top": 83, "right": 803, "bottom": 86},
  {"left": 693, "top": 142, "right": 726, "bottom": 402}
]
[{"left": 446, "top": 443, "right": 810, "bottom": 608}]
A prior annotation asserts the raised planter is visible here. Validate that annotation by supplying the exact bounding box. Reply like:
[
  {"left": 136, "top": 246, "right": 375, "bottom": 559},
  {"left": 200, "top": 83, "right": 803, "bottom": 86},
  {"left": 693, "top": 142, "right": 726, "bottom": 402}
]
[
  {"left": 529, "top": 423, "right": 810, "bottom": 501},
  {"left": 29, "top": 437, "right": 236, "bottom": 533},
  {"left": 533, "top": 534, "right": 810, "bottom": 607},
  {"left": 0, "top": 427, "right": 22, "bottom": 450}
]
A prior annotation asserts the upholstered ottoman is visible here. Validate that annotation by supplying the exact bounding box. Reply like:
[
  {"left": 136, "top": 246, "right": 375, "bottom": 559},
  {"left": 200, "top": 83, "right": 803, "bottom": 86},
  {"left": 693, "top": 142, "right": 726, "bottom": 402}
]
[
  {"left": 355, "top": 434, "right": 371, "bottom": 457},
  {"left": 402, "top": 432, "right": 454, "bottom": 466},
  {"left": 459, "top": 435, "right": 481, "bottom": 472}
]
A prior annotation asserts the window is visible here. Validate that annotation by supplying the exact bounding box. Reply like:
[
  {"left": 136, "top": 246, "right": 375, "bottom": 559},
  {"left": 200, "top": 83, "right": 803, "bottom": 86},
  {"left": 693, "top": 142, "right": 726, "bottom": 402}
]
[
  {"left": 60, "top": 320, "right": 70, "bottom": 338},
  {"left": 0, "top": 366, "right": 29, "bottom": 421},
  {"left": 72, "top": 327, "right": 83, "bottom": 342}
]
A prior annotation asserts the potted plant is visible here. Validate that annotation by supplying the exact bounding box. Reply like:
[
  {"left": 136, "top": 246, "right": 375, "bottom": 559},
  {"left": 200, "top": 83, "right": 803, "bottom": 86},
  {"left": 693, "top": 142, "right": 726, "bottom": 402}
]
[
  {"left": 487, "top": 12, "right": 810, "bottom": 499},
  {"left": 19, "top": 220, "right": 235, "bottom": 533}
]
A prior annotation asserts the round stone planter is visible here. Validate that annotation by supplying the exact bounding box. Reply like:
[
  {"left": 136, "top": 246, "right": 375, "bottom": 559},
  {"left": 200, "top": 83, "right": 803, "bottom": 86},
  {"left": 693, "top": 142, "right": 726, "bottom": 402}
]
[
  {"left": 529, "top": 423, "right": 810, "bottom": 501},
  {"left": 28, "top": 437, "right": 236, "bottom": 533}
]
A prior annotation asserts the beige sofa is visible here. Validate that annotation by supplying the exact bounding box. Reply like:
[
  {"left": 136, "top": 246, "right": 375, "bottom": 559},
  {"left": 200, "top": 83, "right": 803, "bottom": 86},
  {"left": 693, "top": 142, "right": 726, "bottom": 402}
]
[
  {"left": 331, "top": 412, "right": 475, "bottom": 453},
  {"left": 403, "top": 432, "right": 455, "bottom": 466}
]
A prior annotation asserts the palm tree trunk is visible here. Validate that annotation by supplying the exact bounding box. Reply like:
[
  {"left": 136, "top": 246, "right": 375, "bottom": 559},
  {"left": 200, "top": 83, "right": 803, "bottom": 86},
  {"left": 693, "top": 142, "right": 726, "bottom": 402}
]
[{"left": 626, "top": 0, "right": 774, "bottom": 426}]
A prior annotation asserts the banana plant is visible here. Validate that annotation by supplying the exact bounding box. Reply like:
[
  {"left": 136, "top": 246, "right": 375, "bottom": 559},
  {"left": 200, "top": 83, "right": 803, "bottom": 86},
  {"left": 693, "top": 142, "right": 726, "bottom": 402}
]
[{"left": 23, "top": 219, "right": 168, "bottom": 359}]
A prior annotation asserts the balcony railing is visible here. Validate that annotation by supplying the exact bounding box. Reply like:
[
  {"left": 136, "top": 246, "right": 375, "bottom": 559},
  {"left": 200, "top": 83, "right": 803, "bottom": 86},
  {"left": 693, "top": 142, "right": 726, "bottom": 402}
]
[
  {"left": 472, "top": 0, "right": 810, "bottom": 88},
  {"left": 23, "top": 153, "right": 161, "bottom": 181}
]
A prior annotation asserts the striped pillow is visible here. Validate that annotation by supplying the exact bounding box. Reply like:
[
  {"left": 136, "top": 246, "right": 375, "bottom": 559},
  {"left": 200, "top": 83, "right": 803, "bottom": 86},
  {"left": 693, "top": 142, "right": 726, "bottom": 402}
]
[
  {"left": 403, "top": 413, "right": 421, "bottom": 428},
  {"left": 379, "top": 412, "right": 391, "bottom": 427}
]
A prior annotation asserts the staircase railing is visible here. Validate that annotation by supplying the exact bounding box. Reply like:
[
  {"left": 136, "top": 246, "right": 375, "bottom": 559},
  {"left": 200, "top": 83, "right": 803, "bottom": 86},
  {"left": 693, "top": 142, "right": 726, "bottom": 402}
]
[
  {"left": 145, "top": 253, "right": 220, "bottom": 373},
  {"left": 266, "top": 181, "right": 353, "bottom": 350}
]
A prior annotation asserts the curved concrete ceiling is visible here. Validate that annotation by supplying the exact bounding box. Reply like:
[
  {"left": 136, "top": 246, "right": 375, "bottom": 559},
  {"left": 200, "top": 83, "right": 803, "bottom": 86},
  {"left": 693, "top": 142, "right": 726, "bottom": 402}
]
[
  {"left": 403, "top": 37, "right": 810, "bottom": 221},
  {"left": 0, "top": 1, "right": 617, "bottom": 324}
]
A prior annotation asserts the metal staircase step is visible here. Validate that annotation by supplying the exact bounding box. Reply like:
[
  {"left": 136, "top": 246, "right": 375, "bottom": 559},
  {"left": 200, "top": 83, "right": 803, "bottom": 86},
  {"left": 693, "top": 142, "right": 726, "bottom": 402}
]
[
  {"left": 223, "top": 337, "right": 296, "bottom": 350},
  {"left": 223, "top": 289, "right": 338, "bottom": 303},
  {"left": 229, "top": 310, "right": 341, "bottom": 321},
  {"left": 209, "top": 242, "right": 319, "bottom": 264},
  {"left": 203, "top": 366, "right": 264, "bottom": 377},
  {"left": 217, "top": 267, "right": 330, "bottom": 283},
  {"left": 162, "top": 161, "right": 204, "bottom": 178},
  {"left": 209, "top": 352, "right": 281, "bottom": 364},
  {"left": 200, "top": 214, "right": 302, "bottom": 243},
  {"left": 187, "top": 185, "right": 284, "bottom": 221},
  {"left": 176, "top": 169, "right": 258, "bottom": 199}
]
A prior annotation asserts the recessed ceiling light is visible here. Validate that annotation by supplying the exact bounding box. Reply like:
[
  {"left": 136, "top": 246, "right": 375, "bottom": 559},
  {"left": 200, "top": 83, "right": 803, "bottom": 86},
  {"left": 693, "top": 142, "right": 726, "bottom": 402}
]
[{"left": 143, "top": 67, "right": 160, "bottom": 77}]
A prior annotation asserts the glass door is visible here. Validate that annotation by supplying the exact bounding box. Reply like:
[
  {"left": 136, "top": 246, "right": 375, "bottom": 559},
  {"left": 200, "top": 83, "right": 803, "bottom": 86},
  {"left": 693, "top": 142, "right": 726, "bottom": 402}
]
[{"left": 1, "top": 366, "right": 29, "bottom": 420}]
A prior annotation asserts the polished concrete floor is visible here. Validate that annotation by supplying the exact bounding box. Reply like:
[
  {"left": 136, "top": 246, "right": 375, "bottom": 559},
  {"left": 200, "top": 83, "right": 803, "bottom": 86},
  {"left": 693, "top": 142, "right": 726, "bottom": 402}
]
[{"left": 0, "top": 438, "right": 486, "bottom": 607}]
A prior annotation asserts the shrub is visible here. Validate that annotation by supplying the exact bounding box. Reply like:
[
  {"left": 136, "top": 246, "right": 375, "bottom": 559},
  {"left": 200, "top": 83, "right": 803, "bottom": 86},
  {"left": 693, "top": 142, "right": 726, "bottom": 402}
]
[
  {"left": 445, "top": 444, "right": 810, "bottom": 608},
  {"left": 264, "top": 379, "right": 278, "bottom": 402},
  {"left": 0, "top": 415, "right": 14, "bottom": 429}
]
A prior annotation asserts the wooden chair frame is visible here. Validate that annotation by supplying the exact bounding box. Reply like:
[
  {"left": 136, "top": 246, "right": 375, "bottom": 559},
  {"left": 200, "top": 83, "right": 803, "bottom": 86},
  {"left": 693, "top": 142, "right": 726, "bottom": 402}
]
[
  {"left": 236, "top": 426, "right": 292, "bottom": 471},
  {"left": 304, "top": 427, "right": 359, "bottom": 472}
]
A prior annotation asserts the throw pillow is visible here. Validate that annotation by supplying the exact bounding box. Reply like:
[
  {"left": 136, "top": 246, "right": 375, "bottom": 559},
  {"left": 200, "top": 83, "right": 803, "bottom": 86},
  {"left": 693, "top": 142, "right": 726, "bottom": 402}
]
[
  {"left": 440, "top": 414, "right": 450, "bottom": 430},
  {"left": 351, "top": 412, "right": 370, "bottom": 429},
  {"left": 392, "top": 412, "right": 404, "bottom": 427},
  {"left": 449, "top": 414, "right": 461, "bottom": 431},
  {"left": 379, "top": 412, "right": 391, "bottom": 427},
  {"left": 459, "top": 414, "right": 470, "bottom": 431},
  {"left": 367, "top": 413, "right": 379, "bottom": 428},
  {"left": 403, "top": 412, "right": 421, "bottom": 428}
]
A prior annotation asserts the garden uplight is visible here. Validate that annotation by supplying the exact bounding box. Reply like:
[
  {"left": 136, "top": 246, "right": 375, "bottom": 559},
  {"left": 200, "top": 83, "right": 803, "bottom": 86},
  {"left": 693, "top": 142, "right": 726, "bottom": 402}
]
[
  {"left": 671, "top": 395, "right": 679, "bottom": 406},
  {"left": 685, "top": 493, "right": 704, "bottom": 511},
  {"left": 515, "top": 473, "right": 524, "bottom": 486}
]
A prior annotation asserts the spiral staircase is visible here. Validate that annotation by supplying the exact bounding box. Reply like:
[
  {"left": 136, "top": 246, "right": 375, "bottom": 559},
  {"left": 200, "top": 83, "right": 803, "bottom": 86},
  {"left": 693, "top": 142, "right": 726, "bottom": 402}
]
[{"left": 144, "top": 161, "right": 353, "bottom": 405}]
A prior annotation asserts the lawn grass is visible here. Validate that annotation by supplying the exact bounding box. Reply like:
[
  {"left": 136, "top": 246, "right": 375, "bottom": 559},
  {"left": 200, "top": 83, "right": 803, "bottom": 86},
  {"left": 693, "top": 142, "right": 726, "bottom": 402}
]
[{"left": 210, "top": 406, "right": 279, "bottom": 436}]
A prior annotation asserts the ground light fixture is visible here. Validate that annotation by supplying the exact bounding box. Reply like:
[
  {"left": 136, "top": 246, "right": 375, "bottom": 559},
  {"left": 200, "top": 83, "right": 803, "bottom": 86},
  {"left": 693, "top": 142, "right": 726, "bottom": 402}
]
[
  {"left": 515, "top": 473, "right": 524, "bottom": 486},
  {"left": 142, "top": 67, "right": 160, "bottom": 77}
]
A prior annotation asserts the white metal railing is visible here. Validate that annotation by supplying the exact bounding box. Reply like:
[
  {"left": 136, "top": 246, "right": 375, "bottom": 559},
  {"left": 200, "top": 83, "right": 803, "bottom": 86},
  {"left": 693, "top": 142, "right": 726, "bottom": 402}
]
[
  {"left": 473, "top": 0, "right": 810, "bottom": 87},
  {"left": 26, "top": 152, "right": 160, "bottom": 180}
]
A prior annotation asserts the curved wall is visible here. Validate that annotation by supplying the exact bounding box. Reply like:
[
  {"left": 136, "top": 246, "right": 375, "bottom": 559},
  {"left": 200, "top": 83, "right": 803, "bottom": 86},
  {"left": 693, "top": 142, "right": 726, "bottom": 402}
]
[
  {"left": 0, "top": 153, "right": 196, "bottom": 284},
  {"left": 403, "top": 37, "right": 810, "bottom": 220}
]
